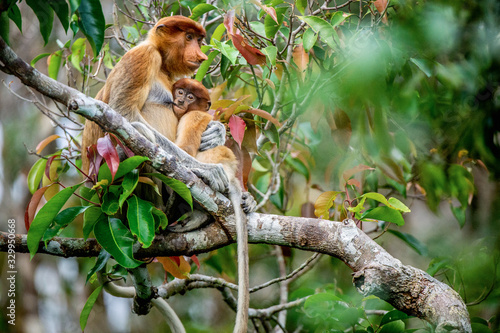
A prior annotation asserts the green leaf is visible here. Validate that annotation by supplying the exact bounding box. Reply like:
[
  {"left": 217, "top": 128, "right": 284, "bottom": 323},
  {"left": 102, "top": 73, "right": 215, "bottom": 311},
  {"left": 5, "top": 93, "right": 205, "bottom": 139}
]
[
  {"left": 70, "top": 37, "right": 86, "bottom": 72},
  {"left": 144, "top": 173, "right": 193, "bottom": 210},
  {"left": 388, "top": 197, "right": 411, "bottom": 213},
  {"left": 8, "top": 4, "right": 22, "bottom": 32},
  {"left": 298, "top": 16, "right": 337, "bottom": 49},
  {"left": 302, "top": 28, "right": 318, "bottom": 52},
  {"left": 361, "top": 206, "right": 405, "bottom": 226},
  {"left": 86, "top": 249, "right": 111, "bottom": 283},
  {"left": 83, "top": 207, "right": 102, "bottom": 239},
  {"left": 26, "top": 0, "right": 54, "bottom": 45},
  {"left": 0, "top": 12, "right": 10, "bottom": 45},
  {"left": 379, "top": 320, "right": 405, "bottom": 333},
  {"left": 262, "top": 45, "right": 277, "bottom": 66},
  {"left": 43, "top": 206, "right": 91, "bottom": 241},
  {"left": 360, "top": 192, "right": 391, "bottom": 207},
  {"left": 119, "top": 169, "right": 139, "bottom": 208},
  {"left": 69, "top": 0, "right": 82, "bottom": 14},
  {"left": 80, "top": 285, "right": 104, "bottom": 331},
  {"left": 101, "top": 190, "right": 120, "bottom": 215},
  {"left": 127, "top": 195, "right": 155, "bottom": 248},
  {"left": 410, "top": 58, "right": 434, "bottom": 77},
  {"left": 27, "top": 183, "right": 82, "bottom": 258},
  {"left": 152, "top": 207, "right": 168, "bottom": 230},
  {"left": 77, "top": 0, "right": 105, "bottom": 56},
  {"left": 28, "top": 158, "right": 48, "bottom": 194},
  {"left": 190, "top": 3, "right": 217, "bottom": 20},
  {"left": 265, "top": 7, "right": 287, "bottom": 39},
  {"left": 296, "top": 0, "right": 307, "bottom": 15},
  {"left": 210, "top": 23, "right": 226, "bottom": 44},
  {"left": 195, "top": 50, "right": 219, "bottom": 82},
  {"left": 285, "top": 155, "right": 310, "bottom": 181},
  {"left": 30, "top": 53, "right": 51, "bottom": 67},
  {"left": 450, "top": 203, "right": 466, "bottom": 228},
  {"left": 49, "top": 0, "right": 69, "bottom": 32},
  {"left": 330, "top": 11, "right": 351, "bottom": 27},
  {"left": 99, "top": 156, "right": 149, "bottom": 184},
  {"left": 94, "top": 216, "right": 142, "bottom": 268},
  {"left": 426, "top": 257, "right": 452, "bottom": 277},
  {"left": 48, "top": 50, "right": 63, "bottom": 80},
  {"left": 213, "top": 39, "right": 238, "bottom": 65},
  {"left": 387, "top": 230, "right": 428, "bottom": 255},
  {"left": 262, "top": 123, "right": 280, "bottom": 148},
  {"left": 79, "top": 187, "right": 97, "bottom": 206}
]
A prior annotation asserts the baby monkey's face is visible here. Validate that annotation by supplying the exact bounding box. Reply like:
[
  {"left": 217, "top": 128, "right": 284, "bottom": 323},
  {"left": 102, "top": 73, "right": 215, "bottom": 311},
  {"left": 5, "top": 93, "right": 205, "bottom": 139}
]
[{"left": 172, "top": 78, "right": 211, "bottom": 119}]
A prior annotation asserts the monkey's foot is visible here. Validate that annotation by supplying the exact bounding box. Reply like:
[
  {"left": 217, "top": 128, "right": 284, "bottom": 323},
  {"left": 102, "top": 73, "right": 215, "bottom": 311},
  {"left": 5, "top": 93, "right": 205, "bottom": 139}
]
[
  {"left": 192, "top": 164, "right": 229, "bottom": 193},
  {"left": 241, "top": 192, "right": 256, "bottom": 213},
  {"left": 167, "top": 210, "right": 211, "bottom": 233}
]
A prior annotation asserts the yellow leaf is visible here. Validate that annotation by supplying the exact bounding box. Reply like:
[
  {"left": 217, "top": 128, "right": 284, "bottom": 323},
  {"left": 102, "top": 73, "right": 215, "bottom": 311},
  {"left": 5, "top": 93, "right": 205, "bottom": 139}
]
[
  {"left": 314, "top": 191, "right": 343, "bottom": 219},
  {"left": 36, "top": 134, "right": 60, "bottom": 154}
]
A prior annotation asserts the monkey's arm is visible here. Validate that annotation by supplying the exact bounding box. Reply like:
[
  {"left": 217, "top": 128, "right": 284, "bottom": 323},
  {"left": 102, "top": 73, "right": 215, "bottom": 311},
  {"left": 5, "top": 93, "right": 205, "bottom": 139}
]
[
  {"left": 176, "top": 111, "right": 213, "bottom": 156},
  {"left": 131, "top": 121, "right": 229, "bottom": 192}
]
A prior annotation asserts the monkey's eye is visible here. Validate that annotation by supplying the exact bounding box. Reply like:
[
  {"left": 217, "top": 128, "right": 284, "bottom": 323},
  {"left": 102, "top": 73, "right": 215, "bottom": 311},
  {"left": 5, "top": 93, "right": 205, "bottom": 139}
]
[
  {"left": 187, "top": 94, "right": 194, "bottom": 101},
  {"left": 178, "top": 90, "right": 184, "bottom": 96},
  {"left": 186, "top": 34, "right": 193, "bottom": 41},
  {"left": 197, "top": 36, "right": 203, "bottom": 43}
]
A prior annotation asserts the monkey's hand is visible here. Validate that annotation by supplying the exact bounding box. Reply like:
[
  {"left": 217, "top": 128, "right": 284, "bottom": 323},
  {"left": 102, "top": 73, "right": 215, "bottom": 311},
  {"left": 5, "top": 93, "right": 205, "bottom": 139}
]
[
  {"left": 199, "top": 121, "right": 226, "bottom": 151},
  {"left": 241, "top": 191, "right": 257, "bottom": 213},
  {"left": 191, "top": 163, "right": 229, "bottom": 193}
]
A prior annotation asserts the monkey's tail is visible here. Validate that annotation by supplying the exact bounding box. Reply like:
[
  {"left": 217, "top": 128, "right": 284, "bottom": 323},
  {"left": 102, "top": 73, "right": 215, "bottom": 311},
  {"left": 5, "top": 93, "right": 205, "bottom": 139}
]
[{"left": 230, "top": 187, "right": 249, "bottom": 333}]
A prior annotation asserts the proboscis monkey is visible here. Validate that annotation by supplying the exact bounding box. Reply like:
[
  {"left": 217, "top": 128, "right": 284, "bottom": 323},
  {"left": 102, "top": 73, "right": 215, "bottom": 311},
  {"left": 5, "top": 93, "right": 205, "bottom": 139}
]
[{"left": 80, "top": 16, "right": 252, "bottom": 332}]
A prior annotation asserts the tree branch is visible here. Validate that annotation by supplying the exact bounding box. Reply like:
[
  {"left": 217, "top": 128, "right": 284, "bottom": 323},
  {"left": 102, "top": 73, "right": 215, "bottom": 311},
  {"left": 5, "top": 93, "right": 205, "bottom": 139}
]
[{"left": 0, "top": 38, "right": 471, "bottom": 331}]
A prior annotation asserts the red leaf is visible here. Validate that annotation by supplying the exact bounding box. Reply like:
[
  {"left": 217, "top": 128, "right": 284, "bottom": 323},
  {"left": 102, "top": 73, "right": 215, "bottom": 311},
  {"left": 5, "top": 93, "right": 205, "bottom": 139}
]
[
  {"left": 347, "top": 178, "right": 361, "bottom": 189},
  {"left": 262, "top": 5, "right": 278, "bottom": 23},
  {"left": 249, "top": 0, "right": 279, "bottom": 23},
  {"left": 231, "top": 34, "right": 266, "bottom": 66},
  {"left": 226, "top": 139, "right": 251, "bottom": 190},
  {"left": 86, "top": 145, "right": 103, "bottom": 182},
  {"left": 24, "top": 186, "right": 49, "bottom": 231},
  {"left": 44, "top": 155, "right": 57, "bottom": 181},
  {"left": 243, "top": 108, "right": 280, "bottom": 127},
  {"left": 293, "top": 44, "right": 309, "bottom": 73},
  {"left": 228, "top": 115, "right": 246, "bottom": 149},
  {"left": 36, "top": 134, "right": 60, "bottom": 154},
  {"left": 171, "top": 256, "right": 180, "bottom": 266},
  {"left": 342, "top": 164, "right": 374, "bottom": 182},
  {"left": 374, "top": 0, "right": 388, "bottom": 23},
  {"left": 108, "top": 133, "right": 134, "bottom": 158},
  {"left": 224, "top": 10, "right": 235, "bottom": 36},
  {"left": 191, "top": 255, "right": 200, "bottom": 269},
  {"left": 97, "top": 134, "right": 120, "bottom": 182}
]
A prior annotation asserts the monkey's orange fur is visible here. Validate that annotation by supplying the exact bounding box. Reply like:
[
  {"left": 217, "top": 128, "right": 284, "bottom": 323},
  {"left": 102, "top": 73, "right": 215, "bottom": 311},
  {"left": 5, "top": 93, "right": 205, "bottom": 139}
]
[
  {"left": 82, "top": 16, "right": 208, "bottom": 173},
  {"left": 172, "top": 78, "right": 238, "bottom": 177}
]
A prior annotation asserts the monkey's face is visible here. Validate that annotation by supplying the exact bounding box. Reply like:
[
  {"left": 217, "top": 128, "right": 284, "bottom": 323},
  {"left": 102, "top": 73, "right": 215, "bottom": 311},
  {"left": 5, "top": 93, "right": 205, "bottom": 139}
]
[{"left": 172, "top": 88, "right": 194, "bottom": 118}]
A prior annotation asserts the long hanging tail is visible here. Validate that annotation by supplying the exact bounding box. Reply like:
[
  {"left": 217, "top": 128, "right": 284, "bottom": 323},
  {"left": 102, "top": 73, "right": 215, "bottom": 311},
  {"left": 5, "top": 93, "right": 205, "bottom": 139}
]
[{"left": 230, "top": 188, "right": 249, "bottom": 333}]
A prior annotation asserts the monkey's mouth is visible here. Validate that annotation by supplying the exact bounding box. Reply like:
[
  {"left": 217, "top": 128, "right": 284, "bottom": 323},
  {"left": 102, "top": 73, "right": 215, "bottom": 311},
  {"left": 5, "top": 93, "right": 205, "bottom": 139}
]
[{"left": 187, "top": 61, "right": 202, "bottom": 69}]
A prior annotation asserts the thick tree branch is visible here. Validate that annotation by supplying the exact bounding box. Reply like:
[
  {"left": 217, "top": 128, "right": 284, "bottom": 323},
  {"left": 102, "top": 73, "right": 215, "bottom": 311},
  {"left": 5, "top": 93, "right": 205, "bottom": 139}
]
[{"left": 0, "top": 38, "right": 471, "bottom": 331}]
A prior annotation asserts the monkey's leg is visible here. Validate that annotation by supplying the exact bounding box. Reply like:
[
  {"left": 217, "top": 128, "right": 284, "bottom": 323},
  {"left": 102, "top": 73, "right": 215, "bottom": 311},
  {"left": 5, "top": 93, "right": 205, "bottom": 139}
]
[{"left": 176, "top": 111, "right": 213, "bottom": 156}]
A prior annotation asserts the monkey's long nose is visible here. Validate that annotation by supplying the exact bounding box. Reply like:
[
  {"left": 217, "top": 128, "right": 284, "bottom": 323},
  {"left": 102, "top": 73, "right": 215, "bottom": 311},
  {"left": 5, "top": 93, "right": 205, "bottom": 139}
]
[{"left": 198, "top": 51, "right": 208, "bottom": 62}]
